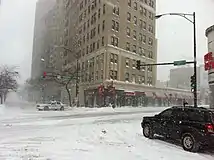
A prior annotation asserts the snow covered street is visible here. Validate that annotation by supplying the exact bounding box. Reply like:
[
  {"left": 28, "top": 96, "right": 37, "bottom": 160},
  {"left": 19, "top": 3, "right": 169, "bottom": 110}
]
[{"left": 0, "top": 105, "right": 214, "bottom": 160}]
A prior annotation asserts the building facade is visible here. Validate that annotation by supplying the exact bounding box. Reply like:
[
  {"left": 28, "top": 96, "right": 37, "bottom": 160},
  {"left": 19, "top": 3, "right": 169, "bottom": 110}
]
[
  {"left": 205, "top": 25, "right": 214, "bottom": 108},
  {"left": 61, "top": 0, "right": 158, "bottom": 106},
  {"left": 31, "top": 0, "right": 195, "bottom": 107},
  {"left": 31, "top": 0, "right": 56, "bottom": 79}
]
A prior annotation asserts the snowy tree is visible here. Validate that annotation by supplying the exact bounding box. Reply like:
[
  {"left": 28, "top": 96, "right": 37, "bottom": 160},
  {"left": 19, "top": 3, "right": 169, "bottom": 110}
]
[{"left": 0, "top": 66, "right": 19, "bottom": 104}]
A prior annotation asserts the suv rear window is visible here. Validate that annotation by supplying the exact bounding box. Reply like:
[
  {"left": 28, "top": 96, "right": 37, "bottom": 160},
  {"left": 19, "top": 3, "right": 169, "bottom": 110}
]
[{"left": 185, "top": 109, "right": 211, "bottom": 122}]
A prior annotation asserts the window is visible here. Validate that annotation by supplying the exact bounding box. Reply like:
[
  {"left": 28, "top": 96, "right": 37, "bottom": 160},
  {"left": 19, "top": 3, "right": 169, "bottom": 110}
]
[
  {"left": 138, "top": 75, "right": 141, "bottom": 84},
  {"left": 110, "top": 53, "right": 114, "bottom": 63},
  {"left": 97, "top": 40, "right": 100, "bottom": 49},
  {"left": 140, "top": 5, "right": 143, "bottom": 13},
  {"left": 140, "top": 19, "right": 143, "bottom": 28},
  {"left": 100, "top": 70, "right": 103, "bottom": 79},
  {"left": 103, "top": 4, "right": 106, "bottom": 14},
  {"left": 95, "top": 71, "right": 98, "bottom": 80},
  {"left": 113, "top": 6, "right": 119, "bottom": 15},
  {"left": 149, "top": 11, "right": 153, "bottom": 20},
  {"left": 126, "top": 42, "right": 130, "bottom": 51},
  {"left": 133, "top": 16, "right": 137, "bottom": 25},
  {"left": 102, "top": 20, "right": 105, "bottom": 31},
  {"left": 133, "top": 45, "right": 136, "bottom": 53},
  {"left": 102, "top": 36, "right": 104, "bottom": 46},
  {"left": 139, "top": 33, "right": 142, "bottom": 42},
  {"left": 111, "top": 36, "right": 119, "bottom": 47},
  {"left": 139, "top": 47, "right": 142, "bottom": 55},
  {"left": 132, "top": 74, "right": 136, "bottom": 82},
  {"left": 148, "top": 38, "right": 153, "bottom": 45},
  {"left": 109, "top": 70, "right": 118, "bottom": 80},
  {"left": 148, "top": 25, "right": 153, "bottom": 33},
  {"left": 128, "top": 0, "right": 131, "bottom": 7},
  {"left": 98, "top": 9, "right": 101, "bottom": 19},
  {"left": 143, "top": 21, "right": 146, "bottom": 29},
  {"left": 88, "top": 5, "right": 91, "bottom": 14},
  {"left": 143, "top": 35, "right": 146, "bottom": 43},
  {"left": 127, "top": 12, "right": 131, "bottom": 21},
  {"left": 142, "top": 76, "right": 145, "bottom": 83},
  {"left": 112, "top": 20, "right": 119, "bottom": 31},
  {"left": 159, "top": 109, "right": 173, "bottom": 118},
  {"left": 143, "top": 8, "right": 147, "bottom": 16},
  {"left": 125, "top": 58, "right": 129, "bottom": 67},
  {"left": 125, "top": 72, "right": 130, "bottom": 81},
  {"left": 133, "top": 30, "right": 136, "bottom": 39},
  {"left": 132, "top": 60, "right": 136, "bottom": 68},
  {"left": 96, "top": 25, "right": 99, "bottom": 35},
  {"left": 133, "top": 2, "right": 137, "bottom": 10},
  {"left": 126, "top": 27, "right": 130, "bottom": 36},
  {"left": 148, "top": 51, "right": 153, "bottom": 58}
]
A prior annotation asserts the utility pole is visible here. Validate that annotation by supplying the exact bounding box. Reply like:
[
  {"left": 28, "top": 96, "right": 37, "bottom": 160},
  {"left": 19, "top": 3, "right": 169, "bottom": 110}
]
[{"left": 193, "top": 12, "right": 197, "bottom": 108}]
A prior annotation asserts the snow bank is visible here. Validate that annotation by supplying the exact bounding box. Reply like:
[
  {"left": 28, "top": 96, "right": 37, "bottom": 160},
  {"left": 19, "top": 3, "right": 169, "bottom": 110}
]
[
  {"left": 68, "top": 106, "right": 169, "bottom": 114},
  {"left": 0, "top": 104, "right": 6, "bottom": 115}
]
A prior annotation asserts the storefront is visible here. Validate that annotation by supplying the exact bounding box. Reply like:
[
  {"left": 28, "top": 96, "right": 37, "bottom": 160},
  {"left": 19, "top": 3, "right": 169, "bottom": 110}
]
[
  {"left": 144, "top": 91, "right": 155, "bottom": 106},
  {"left": 84, "top": 89, "right": 96, "bottom": 107}
]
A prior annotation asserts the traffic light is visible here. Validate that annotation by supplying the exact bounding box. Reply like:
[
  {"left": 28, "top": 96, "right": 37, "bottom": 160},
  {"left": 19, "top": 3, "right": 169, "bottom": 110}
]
[
  {"left": 43, "top": 71, "right": 47, "bottom": 78},
  {"left": 190, "top": 74, "right": 195, "bottom": 92},
  {"left": 136, "top": 60, "right": 141, "bottom": 70}
]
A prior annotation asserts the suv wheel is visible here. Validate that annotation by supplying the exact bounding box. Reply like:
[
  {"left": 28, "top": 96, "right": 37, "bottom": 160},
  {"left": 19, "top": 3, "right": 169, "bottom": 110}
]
[
  {"left": 60, "top": 106, "right": 64, "bottom": 111},
  {"left": 143, "top": 124, "right": 154, "bottom": 139},
  {"left": 182, "top": 133, "right": 200, "bottom": 152}
]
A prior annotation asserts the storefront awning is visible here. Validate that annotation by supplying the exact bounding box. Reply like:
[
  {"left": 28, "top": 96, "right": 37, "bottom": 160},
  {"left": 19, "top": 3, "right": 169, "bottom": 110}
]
[{"left": 125, "top": 91, "right": 135, "bottom": 96}]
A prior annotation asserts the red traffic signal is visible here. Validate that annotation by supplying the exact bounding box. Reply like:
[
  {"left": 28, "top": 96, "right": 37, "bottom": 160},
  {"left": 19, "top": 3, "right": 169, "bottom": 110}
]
[{"left": 43, "top": 71, "right": 47, "bottom": 78}]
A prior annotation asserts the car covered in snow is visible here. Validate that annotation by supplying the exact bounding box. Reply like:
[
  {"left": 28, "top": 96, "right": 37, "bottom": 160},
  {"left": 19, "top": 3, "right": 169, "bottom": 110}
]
[{"left": 36, "top": 101, "right": 65, "bottom": 111}]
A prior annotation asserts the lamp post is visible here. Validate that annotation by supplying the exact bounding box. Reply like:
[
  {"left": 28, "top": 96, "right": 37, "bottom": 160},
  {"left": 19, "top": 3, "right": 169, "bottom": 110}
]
[{"left": 155, "top": 12, "right": 197, "bottom": 107}]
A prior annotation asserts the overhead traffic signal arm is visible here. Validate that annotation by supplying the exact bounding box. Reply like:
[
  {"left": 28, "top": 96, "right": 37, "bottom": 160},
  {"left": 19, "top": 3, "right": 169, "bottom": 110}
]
[{"left": 135, "top": 60, "right": 194, "bottom": 70}]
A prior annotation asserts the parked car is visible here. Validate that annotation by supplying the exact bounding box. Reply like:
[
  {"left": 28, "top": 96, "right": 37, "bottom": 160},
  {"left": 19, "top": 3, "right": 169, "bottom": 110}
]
[
  {"left": 37, "top": 101, "right": 64, "bottom": 111},
  {"left": 141, "top": 106, "right": 214, "bottom": 152}
]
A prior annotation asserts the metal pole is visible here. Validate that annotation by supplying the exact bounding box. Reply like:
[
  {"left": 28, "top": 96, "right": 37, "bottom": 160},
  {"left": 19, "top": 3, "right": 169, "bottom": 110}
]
[
  {"left": 76, "top": 57, "right": 79, "bottom": 107},
  {"left": 193, "top": 12, "right": 197, "bottom": 107}
]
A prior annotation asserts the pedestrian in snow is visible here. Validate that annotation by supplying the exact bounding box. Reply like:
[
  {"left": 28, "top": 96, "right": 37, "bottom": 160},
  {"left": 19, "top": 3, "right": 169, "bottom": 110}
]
[{"left": 183, "top": 99, "right": 188, "bottom": 107}]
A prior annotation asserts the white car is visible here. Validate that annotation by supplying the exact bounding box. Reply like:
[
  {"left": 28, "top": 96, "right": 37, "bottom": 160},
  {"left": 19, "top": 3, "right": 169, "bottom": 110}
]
[{"left": 37, "top": 101, "right": 64, "bottom": 111}]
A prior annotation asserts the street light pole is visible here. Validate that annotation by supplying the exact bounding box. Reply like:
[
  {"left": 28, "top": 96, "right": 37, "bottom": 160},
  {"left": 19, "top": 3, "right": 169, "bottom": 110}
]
[
  {"left": 193, "top": 12, "right": 197, "bottom": 108},
  {"left": 155, "top": 12, "right": 197, "bottom": 107}
]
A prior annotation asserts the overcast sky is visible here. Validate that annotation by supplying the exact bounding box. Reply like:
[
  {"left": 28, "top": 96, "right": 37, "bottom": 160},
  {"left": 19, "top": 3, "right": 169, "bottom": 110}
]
[{"left": 0, "top": 0, "right": 214, "bottom": 83}]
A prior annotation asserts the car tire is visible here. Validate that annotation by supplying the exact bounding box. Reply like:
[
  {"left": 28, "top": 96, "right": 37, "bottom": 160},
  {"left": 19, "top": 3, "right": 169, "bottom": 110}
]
[
  {"left": 60, "top": 106, "right": 64, "bottom": 111},
  {"left": 143, "top": 123, "right": 154, "bottom": 139},
  {"left": 44, "top": 106, "right": 49, "bottom": 111},
  {"left": 181, "top": 133, "right": 200, "bottom": 152}
]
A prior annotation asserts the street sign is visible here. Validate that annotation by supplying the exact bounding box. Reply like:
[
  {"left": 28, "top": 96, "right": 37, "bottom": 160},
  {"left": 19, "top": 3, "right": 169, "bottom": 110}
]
[{"left": 173, "top": 60, "right": 186, "bottom": 66}]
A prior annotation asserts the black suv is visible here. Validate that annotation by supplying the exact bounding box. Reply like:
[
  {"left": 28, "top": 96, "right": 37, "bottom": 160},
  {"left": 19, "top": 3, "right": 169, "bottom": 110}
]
[{"left": 141, "top": 106, "right": 214, "bottom": 152}]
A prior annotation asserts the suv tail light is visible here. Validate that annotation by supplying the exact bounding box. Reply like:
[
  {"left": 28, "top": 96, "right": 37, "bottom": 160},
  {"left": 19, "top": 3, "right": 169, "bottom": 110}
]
[{"left": 205, "top": 124, "right": 214, "bottom": 133}]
